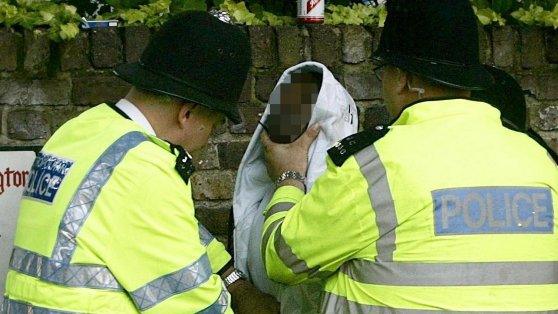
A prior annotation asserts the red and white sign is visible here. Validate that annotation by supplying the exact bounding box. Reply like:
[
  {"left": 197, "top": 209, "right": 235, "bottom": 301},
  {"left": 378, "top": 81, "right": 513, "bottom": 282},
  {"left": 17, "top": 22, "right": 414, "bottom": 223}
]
[
  {"left": 297, "top": 0, "right": 324, "bottom": 23},
  {"left": 0, "top": 151, "right": 36, "bottom": 302}
]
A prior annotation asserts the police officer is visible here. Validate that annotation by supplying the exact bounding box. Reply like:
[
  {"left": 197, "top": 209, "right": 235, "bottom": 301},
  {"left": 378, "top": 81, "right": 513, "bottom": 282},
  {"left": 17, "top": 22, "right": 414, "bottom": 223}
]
[
  {"left": 260, "top": 0, "right": 558, "bottom": 312},
  {"left": 3, "top": 11, "right": 278, "bottom": 313}
]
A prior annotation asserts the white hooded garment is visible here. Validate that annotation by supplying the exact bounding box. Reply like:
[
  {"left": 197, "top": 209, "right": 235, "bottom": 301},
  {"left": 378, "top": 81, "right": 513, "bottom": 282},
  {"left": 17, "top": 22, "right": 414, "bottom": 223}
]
[{"left": 233, "top": 62, "right": 358, "bottom": 313}]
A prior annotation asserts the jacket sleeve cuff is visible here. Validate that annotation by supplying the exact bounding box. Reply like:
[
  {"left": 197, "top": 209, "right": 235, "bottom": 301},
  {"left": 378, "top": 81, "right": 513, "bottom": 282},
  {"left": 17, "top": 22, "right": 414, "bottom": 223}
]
[
  {"left": 206, "top": 239, "right": 232, "bottom": 273},
  {"left": 264, "top": 186, "right": 304, "bottom": 215}
]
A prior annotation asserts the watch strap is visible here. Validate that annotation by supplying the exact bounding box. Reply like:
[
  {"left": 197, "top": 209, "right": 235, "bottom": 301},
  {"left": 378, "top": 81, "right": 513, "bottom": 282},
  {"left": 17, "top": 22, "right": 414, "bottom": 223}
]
[
  {"left": 223, "top": 269, "right": 245, "bottom": 288},
  {"left": 275, "top": 170, "right": 306, "bottom": 187}
]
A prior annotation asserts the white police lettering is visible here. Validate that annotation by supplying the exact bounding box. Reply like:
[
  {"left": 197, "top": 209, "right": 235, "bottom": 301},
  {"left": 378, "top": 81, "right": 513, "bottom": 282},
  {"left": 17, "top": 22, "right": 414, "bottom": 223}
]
[
  {"left": 23, "top": 152, "right": 73, "bottom": 204},
  {"left": 434, "top": 187, "right": 553, "bottom": 235}
]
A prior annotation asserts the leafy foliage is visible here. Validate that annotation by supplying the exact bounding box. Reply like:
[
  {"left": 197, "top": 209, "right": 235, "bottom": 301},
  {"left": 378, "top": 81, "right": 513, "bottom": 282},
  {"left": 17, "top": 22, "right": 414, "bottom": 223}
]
[
  {"left": 105, "top": 0, "right": 172, "bottom": 27},
  {"left": 511, "top": 3, "right": 558, "bottom": 28},
  {"left": 0, "top": 0, "right": 81, "bottom": 41},
  {"left": 0, "top": 1, "right": 20, "bottom": 27},
  {"left": 471, "top": 0, "right": 558, "bottom": 27},
  {"left": 325, "top": 3, "right": 386, "bottom": 26},
  {"left": 473, "top": 5, "right": 507, "bottom": 25},
  {"left": 0, "top": 0, "right": 557, "bottom": 43},
  {"left": 103, "top": 0, "right": 212, "bottom": 27},
  {"left": 219, "top": 0, "right": 294, "bottom": 25},
  {"left": 220, "top": 0, "right": 556, "bottom": 28}
]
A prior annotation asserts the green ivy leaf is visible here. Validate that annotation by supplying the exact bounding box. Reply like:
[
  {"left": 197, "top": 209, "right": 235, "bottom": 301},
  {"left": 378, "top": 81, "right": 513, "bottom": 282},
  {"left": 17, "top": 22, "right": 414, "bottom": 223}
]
[
  {"left": 63, "top": 4, "right": 77, "bottom": 16},
  {"left": 377, "top": 5, "right": 386, "bottom": 27},
  {"left": 120, "top": 8, "right": 147, "bottom": 24},
  {"left": 39, "top": 10, "right": 53, "bottom": 22},
  {"left": 0, "top": 2, "right": 21, "bottom": 27},
  {"left": 58, "top": 22, "right": 79, "bottom": 40},
  {"left": 18, "top": 11, "right": 46, "bottom": 29}
]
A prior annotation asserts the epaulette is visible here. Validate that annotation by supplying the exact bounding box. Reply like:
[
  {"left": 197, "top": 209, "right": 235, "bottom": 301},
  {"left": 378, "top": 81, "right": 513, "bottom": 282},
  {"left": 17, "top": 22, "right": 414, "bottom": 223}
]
[
  {"left": 168, "top": 142, "right": 196, "bottom": 184},
  {"left": 327, "top": 125, "right": 389, "bottom": 167}
]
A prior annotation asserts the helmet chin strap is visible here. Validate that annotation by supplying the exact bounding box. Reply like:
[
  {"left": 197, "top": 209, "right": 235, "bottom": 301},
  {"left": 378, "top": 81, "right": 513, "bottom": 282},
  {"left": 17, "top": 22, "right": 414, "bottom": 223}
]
[{"left": 407, "top": 81, "right": 425, "bottom": 98}]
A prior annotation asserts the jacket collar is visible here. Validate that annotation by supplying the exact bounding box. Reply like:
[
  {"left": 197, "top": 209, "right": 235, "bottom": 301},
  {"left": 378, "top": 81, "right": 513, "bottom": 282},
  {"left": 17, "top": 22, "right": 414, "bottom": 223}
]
[
  {"left": 115, "top": 99, "right": 157, "bottom": 136},
  {"left": 391, "top": 97, "right": 502, "bottom": 127}
]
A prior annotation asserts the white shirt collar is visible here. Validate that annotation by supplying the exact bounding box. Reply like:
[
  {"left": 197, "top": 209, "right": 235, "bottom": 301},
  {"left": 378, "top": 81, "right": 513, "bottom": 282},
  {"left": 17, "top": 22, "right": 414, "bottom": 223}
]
[{"left": 115, "top": 99, "right": 156, "bottom": 136}]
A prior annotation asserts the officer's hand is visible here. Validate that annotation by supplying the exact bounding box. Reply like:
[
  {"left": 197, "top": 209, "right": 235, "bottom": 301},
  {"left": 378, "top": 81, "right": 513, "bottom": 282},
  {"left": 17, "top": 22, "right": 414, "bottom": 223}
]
[
  {"left": 260, "top": 123, "right": 321, "bottom": 182},
  {"left": 229, "top": 279, "right": 280, "bottom": 314}
]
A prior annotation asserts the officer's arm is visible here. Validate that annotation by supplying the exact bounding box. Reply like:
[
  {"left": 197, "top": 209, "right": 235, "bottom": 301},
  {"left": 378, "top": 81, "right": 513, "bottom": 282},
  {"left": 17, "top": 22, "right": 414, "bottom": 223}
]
[
  {"left": 104, "top": 160, "right": 231, "bottom": 313},
  {"left": 261, "top": 156, "right": 379, "bottom": 285},
  {"left": 199, "top": 222, "right": 232, "bottom": 273}
]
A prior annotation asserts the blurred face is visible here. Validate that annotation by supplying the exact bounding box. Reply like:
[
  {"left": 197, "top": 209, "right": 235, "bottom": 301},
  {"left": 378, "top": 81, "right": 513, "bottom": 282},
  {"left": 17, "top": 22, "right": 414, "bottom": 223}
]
[{"left": 264, "top": 74, "right": 320, "bottom": 143}]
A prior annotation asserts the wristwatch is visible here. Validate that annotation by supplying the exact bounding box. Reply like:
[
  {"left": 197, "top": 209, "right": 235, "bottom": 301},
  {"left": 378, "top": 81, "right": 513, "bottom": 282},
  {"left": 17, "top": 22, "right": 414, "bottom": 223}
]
[
  {"left": 223, "top": 269, "right": 245, "bottom": 288},
  {"left": 275, "top": 170, "right": 306, "bottom": 188}
]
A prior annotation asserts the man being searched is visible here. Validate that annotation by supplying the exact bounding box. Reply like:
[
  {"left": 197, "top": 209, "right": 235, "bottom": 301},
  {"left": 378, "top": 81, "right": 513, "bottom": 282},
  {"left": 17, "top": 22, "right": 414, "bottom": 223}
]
[
  {"left": 3, "top": 11, "right": 277, "bottom": 313},
  {"left": 260, "top": 0, "right": 558, "bottom": 312}
]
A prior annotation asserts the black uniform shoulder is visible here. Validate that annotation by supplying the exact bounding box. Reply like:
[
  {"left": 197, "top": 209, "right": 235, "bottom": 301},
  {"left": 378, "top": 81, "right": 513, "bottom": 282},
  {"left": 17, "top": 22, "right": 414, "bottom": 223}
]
[{"left": 327, "top": 126, "right": 389, "bottom": 167}]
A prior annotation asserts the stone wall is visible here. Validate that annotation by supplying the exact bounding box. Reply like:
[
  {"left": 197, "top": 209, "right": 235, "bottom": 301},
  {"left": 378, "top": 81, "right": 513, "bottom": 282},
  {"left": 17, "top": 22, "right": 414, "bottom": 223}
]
[{"left": 1, "top": 25, "right": 557, "bottom": 244}]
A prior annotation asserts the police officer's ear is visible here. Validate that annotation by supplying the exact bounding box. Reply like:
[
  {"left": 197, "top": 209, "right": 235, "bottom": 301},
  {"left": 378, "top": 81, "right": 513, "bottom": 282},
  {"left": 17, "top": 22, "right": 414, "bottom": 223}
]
[
  {"left": 177, "top": 102, "right": 197, "bottom": 129},
  {"left": 391, "top": 66, "right": 410, "bottom": 96}
]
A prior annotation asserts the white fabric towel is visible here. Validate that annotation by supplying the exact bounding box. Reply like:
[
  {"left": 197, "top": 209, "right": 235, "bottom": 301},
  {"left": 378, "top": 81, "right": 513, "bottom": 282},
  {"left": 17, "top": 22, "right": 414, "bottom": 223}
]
[{"left": 233, "top": 61, "right": 358, "bottom": 313}]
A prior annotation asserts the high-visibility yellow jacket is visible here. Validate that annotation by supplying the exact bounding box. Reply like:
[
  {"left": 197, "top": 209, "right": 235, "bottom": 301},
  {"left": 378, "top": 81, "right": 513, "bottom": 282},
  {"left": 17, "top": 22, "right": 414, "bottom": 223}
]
[
  {"left": 262, "top": 98, "right": 558, "bottom": 312},
  {"left": 3, "top": 104, "right": 232, "bottom": 313}
]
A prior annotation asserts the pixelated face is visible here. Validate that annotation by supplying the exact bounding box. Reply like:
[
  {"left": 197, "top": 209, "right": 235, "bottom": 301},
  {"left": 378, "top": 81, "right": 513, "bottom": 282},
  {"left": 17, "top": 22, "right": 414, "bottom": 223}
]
[{"left": 264, "top": 72, "right": 321, "bottom": 143}]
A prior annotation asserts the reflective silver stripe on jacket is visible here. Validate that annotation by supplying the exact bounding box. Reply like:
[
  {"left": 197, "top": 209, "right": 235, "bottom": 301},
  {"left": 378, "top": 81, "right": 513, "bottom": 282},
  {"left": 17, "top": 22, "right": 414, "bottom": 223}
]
[
  {"left": 51, "top": 131, "right": 147, "bottom": 263},
  {"left": 198, "top": 283, "right": 229, "bottom": 314},
  {"left": 199, "top": 223, "right": 215, "bottom": 246},
  {"left": 261, "top": 202, "right": 296, "bottom": 273},
  {"left": 354, "top": 145, "right": 398, "bottom": 262},
  {"left": 9, "top": 247, "right": 122, "bottom": 290},
  {"left": 130, "top": 253, "right": 213, "bottom": 311},
  {"left": 261, "top": 219, "right": 283, "bottom": 271},
  {"left": 2, "top": 298, "right": 75, "bottom": 314},
  {"left": 262, "top": 201, "right": 329, "bottom": 279},
  {"left": 272, "top": 222, "right": 322, "bottom": 277},
  {"left": 9, "top": 132, "right": 147, "bottom": 291},
  {"left": 341, "top": 259, "right": 558, "bottom": 286},
  {"left": 265, "top": 202, "right": 296, "bottom": 219},
  {"left": 321, "top": 292, "right": 558, "bottom": 314}
]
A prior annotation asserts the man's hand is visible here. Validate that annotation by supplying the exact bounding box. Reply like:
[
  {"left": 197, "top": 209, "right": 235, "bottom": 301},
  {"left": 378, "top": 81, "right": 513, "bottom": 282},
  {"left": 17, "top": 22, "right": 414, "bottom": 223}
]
[
  {"left": 222, "top": 267, "right": 279, "bottom": 313},
  {"left": 260, "top": 123, "right": 321, "bottom": 182},
  {"left": 228, "top": 279, "right": 280, "bottom": 314}
]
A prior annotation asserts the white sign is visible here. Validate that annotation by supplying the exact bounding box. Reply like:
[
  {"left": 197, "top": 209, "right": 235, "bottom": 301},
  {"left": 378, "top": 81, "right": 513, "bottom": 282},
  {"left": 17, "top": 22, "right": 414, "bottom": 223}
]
[{"left": 0, "top": 151, "right": 36, "bottom": 302}]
